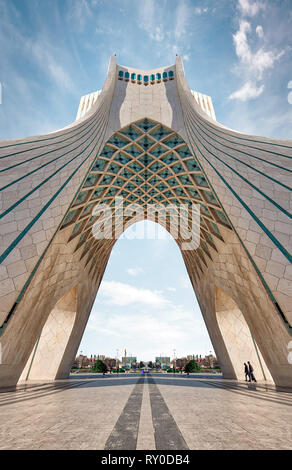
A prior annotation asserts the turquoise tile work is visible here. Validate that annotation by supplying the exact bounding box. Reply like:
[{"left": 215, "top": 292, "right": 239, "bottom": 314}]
[
  {"left": 65, "top": 118, "right": 231, "bottom": 264},
  {"left": 161, "top": 152, "right": 178, "bottom": 164},
  {"left": 176, "top": 145, "right": 192, "bottom": 158},
  {"left": 100, "top": 145, "right": 115, "bottom": 159},
  {"left": 149, "top": 144, "right": 168, "bottom": 158},
  {"left": 107, "top": 134, "right": 129, "bottom": 148},
  {"left": 137, "top": 135, "right": 155, "bottom": 151},
  {"left": 91, "top": 158, "right": 108, "bottom": 172},
  {"left": 135, "top": 119, "right": 156, "bottom": 132},
  {"left": 163, "top": 135, "right": 185, "bottom": 148},
  {"left": 119, "top": 126, "right": 142, "bottom": 141},
  {"left": 124, "top": 144, "right": 142, "bottom": 158},
  {"left": 114, "top": 153, "right": 131, "bottom": 165},
  {"left": 150, "top": 126, "right": 172, "bottom": 141}
]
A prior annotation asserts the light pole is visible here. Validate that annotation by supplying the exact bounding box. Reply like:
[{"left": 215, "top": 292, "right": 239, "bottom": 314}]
[{"left": 116, "top": 348, "right": 119, "bottom": 372}]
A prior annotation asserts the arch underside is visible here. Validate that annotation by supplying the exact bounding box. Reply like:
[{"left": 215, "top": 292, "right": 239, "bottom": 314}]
[{"left": 61, "top": 117, "right": 232, "bottom": 282}]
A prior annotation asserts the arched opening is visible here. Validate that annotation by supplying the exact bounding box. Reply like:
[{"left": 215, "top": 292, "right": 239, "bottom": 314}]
[
  {"left": 215, "top": 285, "right": 273, "bottom": 382},
  {"left": 78, "top": 220, "right": 213, "bottom": 366},
  {"left": 19, "top": 286, "right": 78, "bottom": 382}
]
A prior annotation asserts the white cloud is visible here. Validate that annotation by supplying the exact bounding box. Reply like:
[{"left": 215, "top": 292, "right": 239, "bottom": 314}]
[
  {"left": 86, "top": 296, "right": 210, "bottom": 359},
  {"left": 98, "top": 281, "right": 169, "bottom": 307},
  {"left": 238, "top": 0, "right": 265, "bottom": 17},
  {"left": 256, "top": 25, "right": 264, "bottom": 38},
  {"left": 229, "top": 81, "right": 264, "bottom": 101},
  {"left": 167, "top": 287, "right": 176, "bottom": 292},
  {"left": 127, "top": 267, "right": 144, "bottom": 277},
  {"left": 150, "top": 26, "right": 164, "bottom": 42},
  {"left": 230, "top": 18, "right": 285, "bottom": 101},
  {"left": 233, "top": 20, "right": 252, "bottom": 66},
  {"left": 67, "top": 0, "right": 93, "bottom": 32},
  {"left": 174, "top": 1, "right": 189, "bottom": 40},
  {"left": 138, "top": 0, "right": 164, "bottom": 43},
  {"left": 194, "top": 7, "right": 208, "bottom": 15}
]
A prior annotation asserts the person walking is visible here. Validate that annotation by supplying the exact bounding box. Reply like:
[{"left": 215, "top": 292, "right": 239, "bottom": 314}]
[
  {"left": 244, "top": 363, "right": 249, "bottom": 381},
  {"left": 248, "top": 361, "right": 257, "bottom": 382}
]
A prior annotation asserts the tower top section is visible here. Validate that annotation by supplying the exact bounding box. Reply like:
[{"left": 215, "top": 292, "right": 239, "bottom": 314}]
[{"left": 76, "top": 57, "right": 216, "bottom": 122}]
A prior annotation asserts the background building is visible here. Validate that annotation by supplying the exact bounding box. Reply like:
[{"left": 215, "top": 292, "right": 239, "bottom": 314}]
[{"left": 155, "top": 357, "right": 171, "bottom": 369}]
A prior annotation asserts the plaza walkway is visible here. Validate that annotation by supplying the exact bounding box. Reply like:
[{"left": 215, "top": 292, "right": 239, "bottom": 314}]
[{"left": 0, "top": 373, "right": 292, "bottom": 450}]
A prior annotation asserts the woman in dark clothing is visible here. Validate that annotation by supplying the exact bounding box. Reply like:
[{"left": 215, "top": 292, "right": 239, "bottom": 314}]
[
  {"left": 244, "top": 363, "right": 249, "bottom": 381},
  {"left": 248, "top": 361, "right": 257, "bottom": 382}
]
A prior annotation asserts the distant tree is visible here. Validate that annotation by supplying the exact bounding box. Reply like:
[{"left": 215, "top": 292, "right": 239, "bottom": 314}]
[
  {"left": 148, "top": 361, "right": 153, "bottom": 369},
  {"left": 92, "top": 359, "right": 108, "bottom": 373},
  {"left": 184, "top": 360, "right": 200, "bottom": 373},
  {"left": 139, "top": 361, "right": 145, "bottom": 369}
]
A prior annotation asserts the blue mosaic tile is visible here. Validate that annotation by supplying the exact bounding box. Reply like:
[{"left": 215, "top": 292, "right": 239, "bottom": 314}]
[
  {"left": 187, "top": 187, "right": 202, "bottom": 200},
  {"left": 128, "top": 160, "right": 143, "bottom": 172},
  {"left": 150, "top": 126, "right": 172, "bottom": 141},
  {"left": 163, "top": 135, "right": 184, "bottom": 148},
  {"left": 135, "top": 119, "right": 157, "bottom": 132},
  {"left": 120, "top": 167, "right": 134, "bottom": 179},
  {"left": 84, "top": 174, "right": 99, "bottom": 187},
  {"left": 138, "top": 154, "right": 154, "bottom": 166},
  {"left": 124, "top": 144, "right": 142, "bottom": 158},
  {"left": 171, "top": 163, "right": 185, "bottom": 174},
  {"left": 73, "top": 190, "right": 90, "bottom": 206},
  {"left": 201, "top": 190, "right": 219, "bottom": 205},
  {"left": 159, "top": 168, "right": 172, "bottom": 178},
  {"left": 105, "top": 187, "right": 119, "bottom": 197},
  {"left": 91, "top": 158, "right": 108, "bottom": 172},
  {"left": 137, "top": 135, "right": 155, "bottom": 151},
  {"left": 178, "top": 174, "right": 192, "bottom": 185},
  {"left": 100, "top": 145, "right": 116, "bottom": 159},
  {"left": 132, "top": 175, "right": 144, "bottom": 185},
  {"left": 119, "top": 126, "right": 142, "bottom": 140},
  {"left": 149, "top": 161, "right": 164, "bottom": 172},
  {"left": 174, "top": 187, "right": 187, "bottom": 197},
  {"left": 99, "top": 175, "right": 114, "bottom": 185},
  {"left": 113, "top": 177, "right": 126, "bottom": 188},
  {"left": 107, "top": 162, "right": 121, "bottom": 174},
  {"left": 185, "top": 158, "right": 200, "bottom": 172},
  {"left": 192, "top": 174, "right": 209, "bottom": 187},
  {"left": 107, "top": 134, "right": 129, "bottom": 148},
  {"left": 114, "top": 152, "right": 131, "bottom": 165},
  {"left": 176, "top": 145, "right": 192, "bottom": 158},
  {"left": 149, "top": 144, "right": 168, "bottom": 158},
  {"left": 91, "top": 188, "right": 105, "bottom": 200},
  {"left": 161, "top": 152, "right": 178, "bottom": 164}
]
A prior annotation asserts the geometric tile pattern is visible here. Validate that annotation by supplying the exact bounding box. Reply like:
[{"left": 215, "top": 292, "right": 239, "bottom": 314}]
[{"left": 61, "top": 118, "right": 232, "bottom": 274}]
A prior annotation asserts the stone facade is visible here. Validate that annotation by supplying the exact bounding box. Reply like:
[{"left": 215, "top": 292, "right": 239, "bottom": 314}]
[{"left": 0, "top": 56, "right": 291, "bottom": 388}]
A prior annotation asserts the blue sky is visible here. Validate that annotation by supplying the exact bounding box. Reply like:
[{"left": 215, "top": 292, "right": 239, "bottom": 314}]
[{"left": 0, "top": 0, "right": 291, "bottom": 361}]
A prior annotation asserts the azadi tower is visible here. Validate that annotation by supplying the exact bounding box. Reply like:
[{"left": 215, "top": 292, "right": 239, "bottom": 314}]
[{"left": 0, "top": 57, "right": 291, "bottom": 388}]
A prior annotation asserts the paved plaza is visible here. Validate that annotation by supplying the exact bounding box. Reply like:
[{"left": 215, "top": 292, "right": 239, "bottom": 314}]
[{"left": 1, "top": 373, "right": 292, "bottom": 450}]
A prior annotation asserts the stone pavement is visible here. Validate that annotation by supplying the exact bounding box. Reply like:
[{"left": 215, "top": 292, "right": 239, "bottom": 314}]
[{"left": 0, "top": 373, "right": 292, "bottom": 450}]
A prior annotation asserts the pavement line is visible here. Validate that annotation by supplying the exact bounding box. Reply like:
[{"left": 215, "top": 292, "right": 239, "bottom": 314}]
[
  {"left": 104, "top": 377, "right": 145, "bottom": 450},
  {"left": 148, "top": 377, "right": 189, "bottom": 450},
  {"left": 136, "top": 380, "right": 156, "bottom": 450}
]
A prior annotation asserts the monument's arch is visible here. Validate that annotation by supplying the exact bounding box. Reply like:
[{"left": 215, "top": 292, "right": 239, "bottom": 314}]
[{"left": 0, "top": 56, "right": 291, "bottom": 388}]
